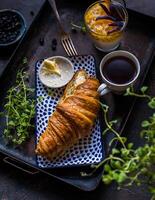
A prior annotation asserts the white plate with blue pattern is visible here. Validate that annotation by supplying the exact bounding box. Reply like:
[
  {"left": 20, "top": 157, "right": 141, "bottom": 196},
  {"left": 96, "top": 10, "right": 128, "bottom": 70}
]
[{"left": 35, "top": 55, "right": 104, "bottom": 168}]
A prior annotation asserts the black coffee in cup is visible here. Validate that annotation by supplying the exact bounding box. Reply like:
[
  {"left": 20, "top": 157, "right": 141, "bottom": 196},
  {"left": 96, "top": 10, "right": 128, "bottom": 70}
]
[{"left": 102, "top": 56, "right": 137, "bottom": 85}]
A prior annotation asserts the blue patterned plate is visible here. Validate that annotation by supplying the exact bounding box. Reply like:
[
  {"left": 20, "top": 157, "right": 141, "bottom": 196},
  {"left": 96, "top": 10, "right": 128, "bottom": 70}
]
[{"left": 35, "top": 55, "right": 104, "bottom": 168}]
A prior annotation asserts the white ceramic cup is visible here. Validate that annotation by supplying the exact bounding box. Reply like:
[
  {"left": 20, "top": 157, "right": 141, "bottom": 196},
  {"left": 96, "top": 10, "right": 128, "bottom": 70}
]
[{"left": 98, "top": 50, "right": 140, "bottom": 96}]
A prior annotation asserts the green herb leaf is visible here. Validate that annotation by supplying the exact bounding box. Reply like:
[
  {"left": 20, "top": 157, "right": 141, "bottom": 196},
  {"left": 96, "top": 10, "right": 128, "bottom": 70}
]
[
  {"left": 148, "top": 97, "right": 155, "bottom": 109},
  {"left": 22, "top": 57, "right": 28, "bottom": 65},
  {"left": 140, "top": 86, "right": 148, "bottom": 93},
  {"left": 141, "top": 120, "right": 150, "bottom": 127},
  {"left": 2, "top": 70, "right": 35, "bottom": 146},
  {"left": 97, "top": 85, "right": 155, "bottom": 199}
]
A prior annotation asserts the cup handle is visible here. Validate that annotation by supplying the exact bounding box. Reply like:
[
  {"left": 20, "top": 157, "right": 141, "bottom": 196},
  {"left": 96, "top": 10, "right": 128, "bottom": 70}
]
[{"left": 98, "top": 83, "right": 110, "bottom": 96}]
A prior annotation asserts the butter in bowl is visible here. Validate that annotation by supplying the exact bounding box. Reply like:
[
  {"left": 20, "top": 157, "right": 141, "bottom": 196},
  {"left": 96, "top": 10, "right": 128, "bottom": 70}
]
[{"left": 39, "top": 56, "right": 74, "bottom": 88}]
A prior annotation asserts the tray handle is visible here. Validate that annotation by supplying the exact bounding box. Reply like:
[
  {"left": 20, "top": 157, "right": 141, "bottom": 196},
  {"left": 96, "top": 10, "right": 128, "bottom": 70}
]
[{"left": 3, "top": 157, "right": 39, "bottom": 175}]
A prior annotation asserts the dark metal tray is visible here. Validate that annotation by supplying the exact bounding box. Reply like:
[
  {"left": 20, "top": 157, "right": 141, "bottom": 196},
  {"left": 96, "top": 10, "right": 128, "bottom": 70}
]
[{"left": 0, "top": 0, "right": 155, "bottom": 191}]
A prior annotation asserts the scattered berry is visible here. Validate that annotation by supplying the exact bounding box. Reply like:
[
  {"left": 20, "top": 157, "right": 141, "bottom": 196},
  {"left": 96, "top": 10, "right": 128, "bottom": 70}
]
[
  {"left": 30, "top": 11, "right": 34, "bottom": 16},
  {"left": 39, "top": 37, "right": 44, "bottom": 46},
  {"left": 52, "top": 38, "right": 57, "bottom": 46}
]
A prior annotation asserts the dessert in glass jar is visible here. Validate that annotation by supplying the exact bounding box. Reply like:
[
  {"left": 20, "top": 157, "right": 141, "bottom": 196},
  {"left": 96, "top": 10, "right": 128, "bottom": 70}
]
[{"left": 84, "top": 0, "right": 128, "bottom": 52}]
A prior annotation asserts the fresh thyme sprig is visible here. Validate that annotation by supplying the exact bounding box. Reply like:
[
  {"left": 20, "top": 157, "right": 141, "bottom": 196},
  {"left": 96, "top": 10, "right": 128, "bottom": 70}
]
[
  {"left": 125, "top": 86, "right": 155, "bottom": 109},
  {"left": 81, "top": 86, "right": 155, "bottom": 199},
  {"left": 101, "top": 87, "right": 155, "bottom": 199},
  {"left": 71, "top": 22, "right": 86, "bottom": 33},
  {"left": 2, "top": 70, "right": 35, "bottom": 146}
]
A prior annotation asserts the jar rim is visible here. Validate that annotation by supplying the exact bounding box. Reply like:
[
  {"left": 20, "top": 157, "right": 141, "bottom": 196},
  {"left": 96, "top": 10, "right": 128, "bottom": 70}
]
[{"left": 84, "top": 0, "right": 128, "bottom": 36}]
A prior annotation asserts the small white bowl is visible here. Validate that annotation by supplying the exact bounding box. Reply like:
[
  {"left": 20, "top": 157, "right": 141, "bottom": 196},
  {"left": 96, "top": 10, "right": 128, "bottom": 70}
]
[{"left": 39, "top": 56, "right": 74, "bottom": 88}]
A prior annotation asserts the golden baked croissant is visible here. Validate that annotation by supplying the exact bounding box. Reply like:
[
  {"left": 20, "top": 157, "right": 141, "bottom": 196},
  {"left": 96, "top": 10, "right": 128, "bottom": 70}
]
[{"left": 36, "top": 70, "right": 100, "bottom": 160}]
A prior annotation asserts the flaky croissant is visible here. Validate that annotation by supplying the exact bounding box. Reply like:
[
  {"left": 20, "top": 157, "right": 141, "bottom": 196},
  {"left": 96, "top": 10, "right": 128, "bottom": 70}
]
[{"left": 36, "top": 70, "right": 100, "bottom": 160}]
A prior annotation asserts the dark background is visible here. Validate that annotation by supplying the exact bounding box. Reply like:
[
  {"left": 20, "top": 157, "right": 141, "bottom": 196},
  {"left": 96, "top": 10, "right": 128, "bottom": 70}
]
[{"left": 0, "top": 0, "right": 155, "bottom": 199}]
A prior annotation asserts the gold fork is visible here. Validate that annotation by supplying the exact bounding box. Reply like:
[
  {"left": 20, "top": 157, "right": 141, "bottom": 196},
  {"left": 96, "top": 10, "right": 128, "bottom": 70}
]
[{"left": 48, "top": 0, "right": 78, "bottom": 56}]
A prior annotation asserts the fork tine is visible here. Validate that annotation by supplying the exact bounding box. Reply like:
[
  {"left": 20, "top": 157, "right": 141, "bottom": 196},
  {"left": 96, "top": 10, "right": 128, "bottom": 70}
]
[
  {"left": 61, "top": 33, "right": 78, "bottom": 56},
  {"left": 67, "top": 40, "right": 77, "bottom": 56},
  {"left": 68, "top": 36, "right": 78, "bottom": 56},
  {"left": 62, "top": 38, "right": 75, "bottom": 56},
  {"left": 64, "top": 43, "right": 73, "bottom": 56},
  {"left": 61, "top": 38, "right": 72, "bottom": 56},
  {"left": 65, "top": 39, "right": 76, "bottom": 56},
  {"left": 63, "top": 36, "right": 75, "bottom": 56}
]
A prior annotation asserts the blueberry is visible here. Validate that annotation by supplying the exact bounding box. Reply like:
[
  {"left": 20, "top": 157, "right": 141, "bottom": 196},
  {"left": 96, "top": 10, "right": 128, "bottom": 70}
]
[
  {"left": 30, "top": 11, "right": 34, "bottom": 16},
  {"left": 39, "top": 37, "right": 44, "bottom": 46},
  {"left": 52, "top": 38, "right": 57, "bottom": 46}
]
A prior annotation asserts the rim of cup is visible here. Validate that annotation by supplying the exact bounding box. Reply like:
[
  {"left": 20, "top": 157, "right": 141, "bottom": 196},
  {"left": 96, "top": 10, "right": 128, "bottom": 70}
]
[{"left": 99, "top": 50, "right": 140, "bottom": 87}]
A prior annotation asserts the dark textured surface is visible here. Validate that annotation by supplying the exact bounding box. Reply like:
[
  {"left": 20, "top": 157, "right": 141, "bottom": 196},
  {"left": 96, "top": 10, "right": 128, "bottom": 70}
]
[
  {"left": 0, "top": 0, "right": 155, "bottom": 199},
  {"left": 126, "top": 0, "right": 155, "bottom": 18}
]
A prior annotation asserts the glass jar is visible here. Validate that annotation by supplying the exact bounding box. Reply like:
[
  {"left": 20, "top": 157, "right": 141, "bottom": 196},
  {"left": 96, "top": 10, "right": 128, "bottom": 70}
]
[{"left": 84, "top": 0, "right": 128, "bottom": 52}]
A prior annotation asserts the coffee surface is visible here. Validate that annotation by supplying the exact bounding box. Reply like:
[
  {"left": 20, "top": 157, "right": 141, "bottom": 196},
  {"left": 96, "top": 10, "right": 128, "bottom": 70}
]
[{"left": 103, "top": 56, "right": 137, "bottom": 84}]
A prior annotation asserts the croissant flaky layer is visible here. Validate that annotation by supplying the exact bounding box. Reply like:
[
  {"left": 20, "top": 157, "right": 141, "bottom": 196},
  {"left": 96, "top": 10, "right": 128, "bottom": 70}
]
[{"left": 36, "top": 70, "right": 100, "bottom": 160}]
